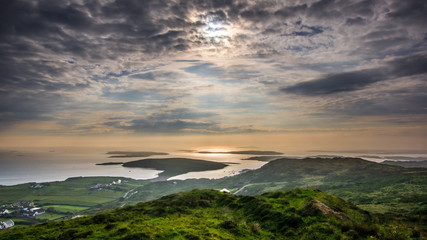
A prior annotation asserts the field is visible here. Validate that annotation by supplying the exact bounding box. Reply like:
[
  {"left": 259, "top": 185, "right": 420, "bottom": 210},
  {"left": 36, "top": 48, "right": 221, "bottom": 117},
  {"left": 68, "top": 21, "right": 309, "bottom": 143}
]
[{"left": 0, "top": 177, "right": 147, "bottom": 225}]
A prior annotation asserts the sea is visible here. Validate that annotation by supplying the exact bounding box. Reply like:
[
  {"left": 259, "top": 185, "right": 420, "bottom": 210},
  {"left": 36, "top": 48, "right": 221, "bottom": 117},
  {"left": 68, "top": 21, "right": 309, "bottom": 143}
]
[{"left": 0, "top": 147, "right": 426, "bottom": 186}]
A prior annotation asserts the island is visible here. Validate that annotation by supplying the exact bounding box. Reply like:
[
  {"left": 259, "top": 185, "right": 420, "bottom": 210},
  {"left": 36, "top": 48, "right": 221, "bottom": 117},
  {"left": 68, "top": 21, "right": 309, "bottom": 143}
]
[
  {"left": 242, "top": 156, "right": 284, "bottom": 161},
  {"left": 197, "top": 150, "right": 283, "bottom": 155},
  {"left": 95, "top": 162, "right": 124, "bottom": 165},
  {"left": 106, "top": 151, "right": 169, "bottom": 158},
  {"left": 122, "top": 158, "right": 228, "bottom": 181}
]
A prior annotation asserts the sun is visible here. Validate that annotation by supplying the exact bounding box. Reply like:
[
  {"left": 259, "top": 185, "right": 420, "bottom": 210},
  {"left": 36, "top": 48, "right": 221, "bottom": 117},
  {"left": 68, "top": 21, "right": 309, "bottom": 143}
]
[
  {"left": 204, "top": 18, "right": 229, "bottom": 38},
  {"left": 202, "top": 15, "right": 233, "bottom": 45},
  {"left": 198, "top": 146, "right": 234, "bottom": 153}
]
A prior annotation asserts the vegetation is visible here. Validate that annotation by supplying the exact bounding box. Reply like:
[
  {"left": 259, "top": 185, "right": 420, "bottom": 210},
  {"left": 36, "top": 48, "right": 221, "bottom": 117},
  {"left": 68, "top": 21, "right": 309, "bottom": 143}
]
[
  {"left": 215, "top": 158, "right": 427, "bottom": 222},
  {"left": 381, "top": 160, "right": 427, "bottom": 168},
  {"left": 2, "top": 189, "right": 421, "bottom": 239},
  {"left": 1, "top": 157, "right": 425, "bottom": 237},
  {"left": 0, "top": 177, "right": 146, "bottom": 225}
]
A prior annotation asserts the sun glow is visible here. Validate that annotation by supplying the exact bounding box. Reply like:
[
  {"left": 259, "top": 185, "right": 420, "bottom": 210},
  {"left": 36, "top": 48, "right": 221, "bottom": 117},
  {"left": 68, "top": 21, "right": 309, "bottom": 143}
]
[
  {"left": 204, "top": 19, "right": 229, "bottom": 38},
  {"left": 202, "top": 15, "right": 233, "bottom": 45},
  {"left": 198, "top": 146, "right": 234, "bottom": 153}
]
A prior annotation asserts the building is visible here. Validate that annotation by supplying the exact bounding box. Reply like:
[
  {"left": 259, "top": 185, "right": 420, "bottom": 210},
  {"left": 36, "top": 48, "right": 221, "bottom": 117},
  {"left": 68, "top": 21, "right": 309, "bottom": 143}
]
[
  {"left": 12, "top": 201, "right": 34, "bottom": 208},
  {"left": 220, "top": 188, "right": 231, "bottom": 193},
  {"left": 23, "top": 207, "right": 45, "bottom": 217},
  {"left": 0, "top": 209, "right": 10, "bottom": 215},
  {"left": 0, "top": 220, "right": 14, "bottom": 230}
]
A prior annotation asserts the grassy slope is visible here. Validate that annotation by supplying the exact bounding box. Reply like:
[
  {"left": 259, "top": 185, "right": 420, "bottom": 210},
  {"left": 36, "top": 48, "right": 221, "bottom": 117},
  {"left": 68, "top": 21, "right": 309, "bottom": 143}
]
[
  {"left": 1, "top": 189, "right": 420, "bottom": 240},
  {"left": 214, "top": 158, "right": 427, "bottom": 218},
  {"left": 1, "top": 157, "right": 425, "bottom": 231}
]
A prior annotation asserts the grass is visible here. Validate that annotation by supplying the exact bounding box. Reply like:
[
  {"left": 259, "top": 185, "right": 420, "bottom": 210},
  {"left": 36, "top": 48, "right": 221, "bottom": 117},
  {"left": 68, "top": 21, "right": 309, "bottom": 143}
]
[
  {"left": 42, "top": 205, "right": 88, "bottom": 213},
  {"left": 0, "top": 157, "right": 425, "bottom": 233},
  {"left": 34, "top": 213, "right": 65, "bottom": 221},
  {"left": 0, "top": 189, "right": 421, "bottom": 239}
]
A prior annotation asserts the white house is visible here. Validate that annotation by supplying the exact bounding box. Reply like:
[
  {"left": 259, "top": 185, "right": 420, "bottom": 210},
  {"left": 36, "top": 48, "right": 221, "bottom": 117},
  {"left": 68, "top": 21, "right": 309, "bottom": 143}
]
[
  {"left": 0, "top": 209, "right": 10, "bottom": 215},
  {"left": 0, "top": 220, "right": 14, "bottom": 229},
  {"left": 30, "top": 208, "right": 46, "bottom": 216},
  {"left": 23, "top": 207, "right": 45, "bottom": 217},
  {"left": 220, "top": 188, "right": 231, "bottom": 193}
]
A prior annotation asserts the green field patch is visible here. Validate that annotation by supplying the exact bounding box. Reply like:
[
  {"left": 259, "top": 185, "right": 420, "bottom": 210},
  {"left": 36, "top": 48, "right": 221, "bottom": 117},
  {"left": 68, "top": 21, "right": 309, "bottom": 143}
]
[
  {"left": 34, "top": 213, "right": 65, "bottom": 221},
  {"left": 42, "top": 205, "right": 88, "bottom": 213},
  {"left": 33, "top": 195, "right": 119, "bottom": 207}
]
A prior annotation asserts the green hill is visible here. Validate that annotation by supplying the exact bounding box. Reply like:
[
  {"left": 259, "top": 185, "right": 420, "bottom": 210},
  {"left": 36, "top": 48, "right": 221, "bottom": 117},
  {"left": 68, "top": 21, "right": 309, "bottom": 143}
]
[
  {"left": 0, "top": 189, "right": 419, "bottom": 239},
  {"left": 214, "top": 158, "right": 427, "bottom": 220},
  {"left": 1, "top": 157, "right": 425, "bottom": 232}
]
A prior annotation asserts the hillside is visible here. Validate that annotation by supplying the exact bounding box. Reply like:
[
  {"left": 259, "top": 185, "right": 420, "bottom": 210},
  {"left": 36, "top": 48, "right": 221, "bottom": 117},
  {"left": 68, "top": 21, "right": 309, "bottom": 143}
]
[
  {"left": 1, "top": 157, "right": 425, "bottom": 231},
  {"left": 0, "top": 189, "right": 420, "bottom": 239},
  {"left": 214, "top": 158, "right": 427, "bottom": 220}
]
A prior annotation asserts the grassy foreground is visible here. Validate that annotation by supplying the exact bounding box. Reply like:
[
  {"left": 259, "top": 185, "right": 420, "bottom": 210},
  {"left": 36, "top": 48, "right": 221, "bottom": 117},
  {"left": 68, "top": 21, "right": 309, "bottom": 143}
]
[{"left": 0, "top": 189, "right": 421, "bottom": 239}]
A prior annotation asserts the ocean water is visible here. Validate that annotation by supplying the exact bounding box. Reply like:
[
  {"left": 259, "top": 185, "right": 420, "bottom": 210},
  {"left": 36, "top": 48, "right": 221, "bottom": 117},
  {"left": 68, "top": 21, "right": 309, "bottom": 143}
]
[
  {"left": 0, "top": 148, "right": 267, "bottom": 186},
  {"left": 1, "top": 147, "right": 426, "bottom": 186}
]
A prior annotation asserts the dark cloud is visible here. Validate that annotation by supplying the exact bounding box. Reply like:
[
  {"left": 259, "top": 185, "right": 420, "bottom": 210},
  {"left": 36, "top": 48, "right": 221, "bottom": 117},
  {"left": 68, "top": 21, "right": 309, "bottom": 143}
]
[
  {"left": 342, "top": 0, "right": 375, "bottom": 17},
  {"left": 103, "top": 108, "right": 218, "bottom": 133},
  {"left": 345, "top": 17, "right": 366, "bottom": 26},
  {"left": 306, "top": 0, "right": 342, "bottom": 19},
  {"left": 148, "top": 108, "right": 216, "bottom": 120},
  {"left": 387, "top": 54, "right": 427, "bottom": 78},
  {"left": 274, "top": 4, "right": 308, "bottom": 19},
  {"left": 281, "top": 54, "right": 427, "bottom": 96},
  {"left": 0, "top": 90, "right": 64, "bottom": 129},
  {"left": 281, "top": 69, "right": 384, "bottom": 95},
  {"left": 120, "top": 119, "right": 214, "bottom": 133},
  {"left": 240, "top": 9, "right": 271, "bottom": 21},
  {"left": 387, "top": 0, "right": 427, "bottom": 25},
  {"left": 325, "top": 87, "right": 427, "bottom": 116},
  {"left": 101, "top": 106, "right": 265, "bottom": 134},
  {"left": 291, "top": 25, "right": 325, "bottom": 37}
]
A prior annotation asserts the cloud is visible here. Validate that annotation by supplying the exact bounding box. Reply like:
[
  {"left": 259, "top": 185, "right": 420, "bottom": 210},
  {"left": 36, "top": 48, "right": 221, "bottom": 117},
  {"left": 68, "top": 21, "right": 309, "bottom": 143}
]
[
  {"left": 280, "top": 54, "right": 427, "bottom": 96},
  {"left": 129, "top": 72, "right": 155, "bottom": 80},
  {"left": 345, "top": 17, "right": 366, "bottom": 26},
  {"left": 386, "top": 0, "right": 427, "bottom": 25},
  {"left": 148, "top": 108, "right": 216, "bottom": 120},
  {"left": 291, "top": 25, "right": 325, "bottom": 37},
  {"left": 325, "top": 86, "right": 427, "bottom": 116},
  {"left": 117, "top": 119, "right": 215, "bottom": 133},
  {"left": 281, "top": 69, "right": 384, "bottom": 95},
  {"left": 387, "top": 54, "right": 427, "bottom": 78},
  {"left": 183, "top": 63, "right": 225, "bottom": 77},
  {"left": 0, "top": 0, "right": 426, "bottom": 135}
]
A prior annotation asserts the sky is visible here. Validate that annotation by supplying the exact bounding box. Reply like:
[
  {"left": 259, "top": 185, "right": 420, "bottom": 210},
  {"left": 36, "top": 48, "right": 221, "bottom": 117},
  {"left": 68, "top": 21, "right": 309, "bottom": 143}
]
[{"left": 0, "top": 0, "right": 426, "bottom": 151}]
